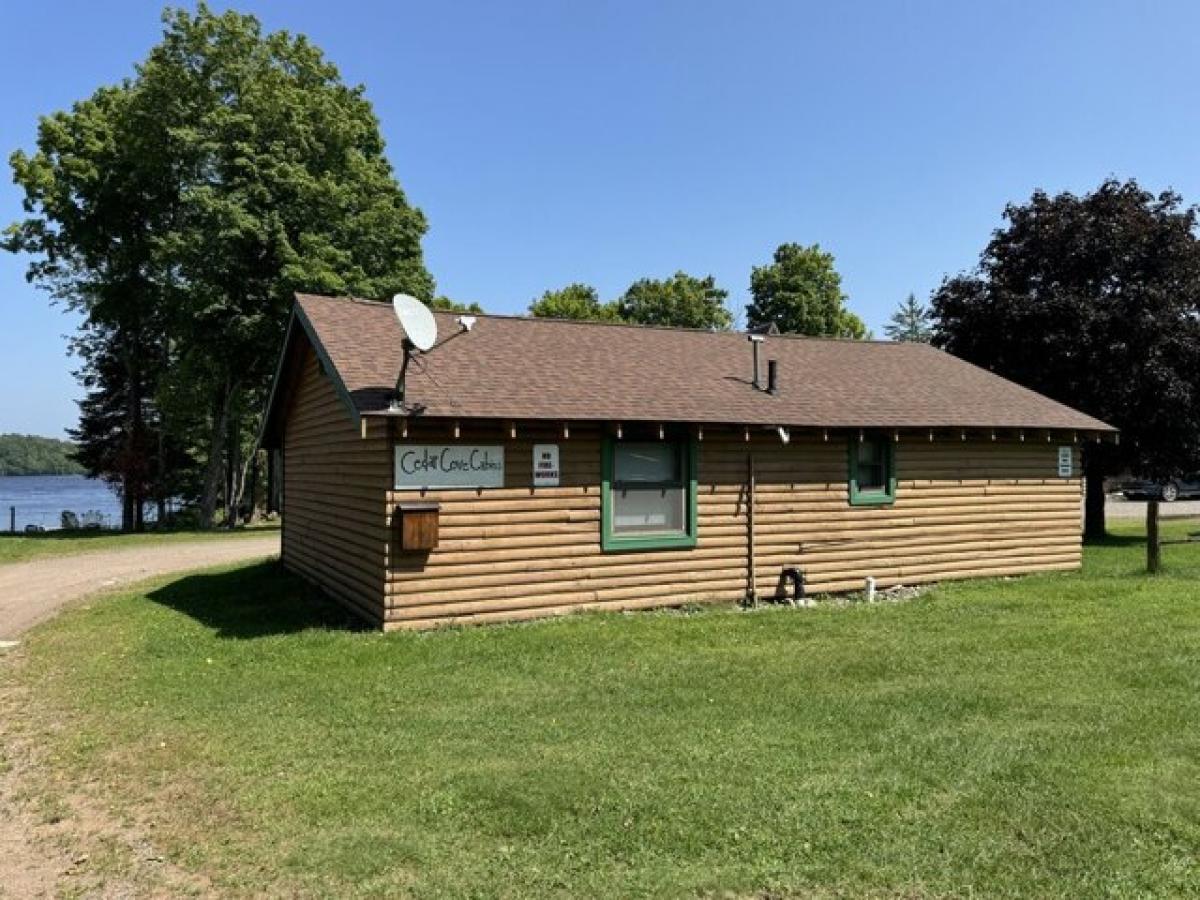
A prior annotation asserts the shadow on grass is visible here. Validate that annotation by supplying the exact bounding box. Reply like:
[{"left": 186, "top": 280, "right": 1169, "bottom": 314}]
[
  {"left": 146, "top": 560, "right": 363, "bottom": 639},
  {"left": 1085, "top": 533, "right": 1145, "bottom": 548}
]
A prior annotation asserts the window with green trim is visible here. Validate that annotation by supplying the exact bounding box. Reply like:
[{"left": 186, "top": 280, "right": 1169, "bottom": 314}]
[
  {"left": 602, "top": 438, "right": 697, "bottom": 551},
  {"left": 848, "top": 434, "right": 896, "bottom": 505}
]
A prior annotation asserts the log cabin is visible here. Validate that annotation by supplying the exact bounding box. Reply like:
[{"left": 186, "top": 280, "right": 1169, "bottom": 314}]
[{"left": 259, "top": 293, "right": 1115, "bottom": 629}]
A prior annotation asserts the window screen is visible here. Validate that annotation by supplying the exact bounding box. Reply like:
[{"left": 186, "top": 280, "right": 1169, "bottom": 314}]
[
  {"left": 849, "top": 434, "right": 895, "bottom": 505},
  {"left": 602, "top": 438, "right": 697, "bottom": 550},
  {"left": 611, "top": 443, "right": 685, "bottom": 534},
  {"left": 855, "top": 439, "right": 887, "bottom": 492}
]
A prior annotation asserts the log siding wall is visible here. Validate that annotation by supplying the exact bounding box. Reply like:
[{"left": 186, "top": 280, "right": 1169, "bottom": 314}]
[
  {"left": 282, "top": 349, "right": 390, "bottom": 625},
  {"left": 382, "top": 422, "right": 1082, "bottom": 630}
]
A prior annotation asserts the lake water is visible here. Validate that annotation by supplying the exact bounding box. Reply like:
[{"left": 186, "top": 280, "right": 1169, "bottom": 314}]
[{"left": 0, "top": 474, "right": 124, "bottom": 531}]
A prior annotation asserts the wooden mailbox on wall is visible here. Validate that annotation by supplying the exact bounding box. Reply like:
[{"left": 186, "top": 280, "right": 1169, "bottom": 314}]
[{"left": 393, "top": 502, "right": 440, "bottom": 552}]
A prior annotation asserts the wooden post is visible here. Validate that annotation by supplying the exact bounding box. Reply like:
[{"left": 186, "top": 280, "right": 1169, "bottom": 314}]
[
  {"left": 1147, "top": 499, "right": 1161, "bottom": 574},
  {"left": 747, "top": 452, "right": 757, "bottom": 607},
  {"left": 9, "top": 506, "right": 14, "bottom": 534}
]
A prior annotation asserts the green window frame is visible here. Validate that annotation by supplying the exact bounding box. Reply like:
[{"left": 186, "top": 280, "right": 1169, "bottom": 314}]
[
  {"left": 601, "top": 437, "right": 698, "bottom": 552},
  {"left": 848, "top": 433, "right": 896, "bottom": 506}
]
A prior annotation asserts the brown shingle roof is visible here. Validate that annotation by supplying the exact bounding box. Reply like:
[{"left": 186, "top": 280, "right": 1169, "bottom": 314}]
[{"left": 285, "top": 292, "right": 1114, "bottom": 433}]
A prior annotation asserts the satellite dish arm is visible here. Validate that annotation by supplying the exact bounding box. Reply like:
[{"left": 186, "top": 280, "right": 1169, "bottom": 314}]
[{"left": 391, "top": 339, "right": 414, "bottom": 411}]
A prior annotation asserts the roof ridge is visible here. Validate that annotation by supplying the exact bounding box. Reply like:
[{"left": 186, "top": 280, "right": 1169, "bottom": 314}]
[{"left": 295, "top": 292, "right": 911, "bottom": 345}]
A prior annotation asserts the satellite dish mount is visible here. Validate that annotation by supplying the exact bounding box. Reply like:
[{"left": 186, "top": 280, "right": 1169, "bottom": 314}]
[{"left": 389, "top": 294, "right": 437, "bottom": 414}]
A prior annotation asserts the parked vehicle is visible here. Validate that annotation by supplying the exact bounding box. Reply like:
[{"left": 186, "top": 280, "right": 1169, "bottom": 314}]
[{"left": 1122, "top": 474, "right": 1200, "bottom": 502}]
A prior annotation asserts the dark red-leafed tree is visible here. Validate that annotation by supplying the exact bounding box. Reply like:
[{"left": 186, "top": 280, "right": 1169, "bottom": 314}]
[{"left": 932, "top": 179, "right": 1200, "bottom": 546}]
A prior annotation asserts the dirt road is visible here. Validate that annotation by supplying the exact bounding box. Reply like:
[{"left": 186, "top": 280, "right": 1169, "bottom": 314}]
[
  {"left": 1106, "top": 496, "right": 1200, "bottom": 520},
  {"left": 0, "top": 535, "right": 280, "bottom": 640}
]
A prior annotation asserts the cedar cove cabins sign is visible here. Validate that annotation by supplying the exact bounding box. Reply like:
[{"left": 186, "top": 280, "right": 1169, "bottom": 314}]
[{"left": 395, "top": 445, "right": 505, "bottom": 489}]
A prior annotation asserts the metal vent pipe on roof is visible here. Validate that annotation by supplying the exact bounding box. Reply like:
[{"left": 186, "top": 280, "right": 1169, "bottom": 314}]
[{"left": 748, "top": 334, "right": 764, "bottom": 389}]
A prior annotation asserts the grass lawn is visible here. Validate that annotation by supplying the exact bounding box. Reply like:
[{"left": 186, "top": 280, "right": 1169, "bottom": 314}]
[
  {"left": 0, "top": 521, "right": 279, "bottom": 566},
  {"left": 7, "top": 519, "right": 1200, "bottom": 897}
]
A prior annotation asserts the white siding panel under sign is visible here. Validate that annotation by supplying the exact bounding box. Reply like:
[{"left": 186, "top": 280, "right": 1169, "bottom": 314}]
[{"left": 395, "top": 445, "right": 505, "bottom": 489}]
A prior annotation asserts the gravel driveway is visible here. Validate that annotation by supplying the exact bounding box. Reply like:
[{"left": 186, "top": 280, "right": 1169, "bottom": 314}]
[
  {"left": 1106, "top": 496, "right": 1200, "bottom": 520},
  {"left": 0, "top": 535, "right": 280, "bottom": 640}
]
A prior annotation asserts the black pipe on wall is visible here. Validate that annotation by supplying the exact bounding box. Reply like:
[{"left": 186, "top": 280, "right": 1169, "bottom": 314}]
[{"left": 781, "top": 567, "right": 805, "bottom": 605}]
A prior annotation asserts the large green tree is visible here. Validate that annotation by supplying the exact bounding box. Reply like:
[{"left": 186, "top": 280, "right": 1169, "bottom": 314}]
[
  {"left": 6, "top": 5, "right": 433, "bottom": 527},
  {"left": 932, "top": 179, "right": 1200, "bottom": 541},
  {"left": 617, "top": 272, "right": 731, "bottom": 329},
  {"left": 746, "top": 243, "right": 866, "bottom": 338},
  {"left": 528, "top": 283, "right": 619, "bottom": 321}
]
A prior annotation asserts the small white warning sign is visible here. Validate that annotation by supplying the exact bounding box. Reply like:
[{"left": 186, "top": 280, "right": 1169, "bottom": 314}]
[
  {"left": 1057, "top": 446, "right": 1074, "bottom": 478},
  {"left": 533, "top": 444, "right": 560, "bottom": 487}
]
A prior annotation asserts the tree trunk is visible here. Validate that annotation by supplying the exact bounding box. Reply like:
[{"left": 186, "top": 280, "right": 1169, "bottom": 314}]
[
  {"left": 225, "top": 428, "right": 235, "bottom": 528},
  {"left": 1083, "top": 451, "right": 1107, "bottom": 542},
  {"left": 229, "top": 447, "right": 255, "bottom": 527},
  {"left": 132, "top": 415, "right": 145, "bottom": 532},
  {"left": 155, "top": 391, "right": 167, "bottom": 530},
  {"left": 244, "top": 450, "right": 261, "bottom": 524},
  {"left": 122, "top": 337, "right": 139, "bottom": 532},
  {"left": 198, "top": 384, "right": 235, "bottom": 530},
  {"left": 266, "top": 449, "right": 277, "bottom": 515},
  {"left": 225, "top": 403, "right": 242, "bottom": 530},
  {"left": 121, "top": 479, "right": 135, "bottom": 532},
  {"left": 1147, "top": 499, "right": 1161, "bottom": 573}
]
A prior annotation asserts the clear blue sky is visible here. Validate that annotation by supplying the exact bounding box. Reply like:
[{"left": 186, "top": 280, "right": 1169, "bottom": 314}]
[{"left": 3, "top": 1, "right": 1199, "bottom": 437}]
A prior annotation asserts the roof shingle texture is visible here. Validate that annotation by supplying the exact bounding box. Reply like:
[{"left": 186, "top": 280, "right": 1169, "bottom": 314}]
[{"left": 295, "top": 293, "right": 1114, "bottom": 432}]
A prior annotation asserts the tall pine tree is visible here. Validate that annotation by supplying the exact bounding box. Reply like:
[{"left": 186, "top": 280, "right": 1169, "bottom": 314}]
[{"left": 884, "top": 293, "right": 933, "bottom": 342}]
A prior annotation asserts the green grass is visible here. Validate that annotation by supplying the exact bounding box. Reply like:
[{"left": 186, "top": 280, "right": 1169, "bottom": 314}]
[
  {"left": 0, "top": 521, "right": 279, "bottom": 565},
  {"left": 9, "top": 519, "right": 1200, "bottom": 898}
]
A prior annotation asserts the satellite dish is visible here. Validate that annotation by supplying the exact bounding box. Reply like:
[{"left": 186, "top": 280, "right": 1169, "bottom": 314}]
[{"left": 392, "top": 294, "right": 437, "bottom": 351}]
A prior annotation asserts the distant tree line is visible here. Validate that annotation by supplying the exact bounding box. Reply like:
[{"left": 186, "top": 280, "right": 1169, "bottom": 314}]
[
  {"left": 527, "top": 244, "right": 866, "bottom": 337},
  {"left": 0, "top": 434, "right": 85, "bottom": 476},
  {"left": 529, "top": 273, "right": 732, "bottom": 330}
]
